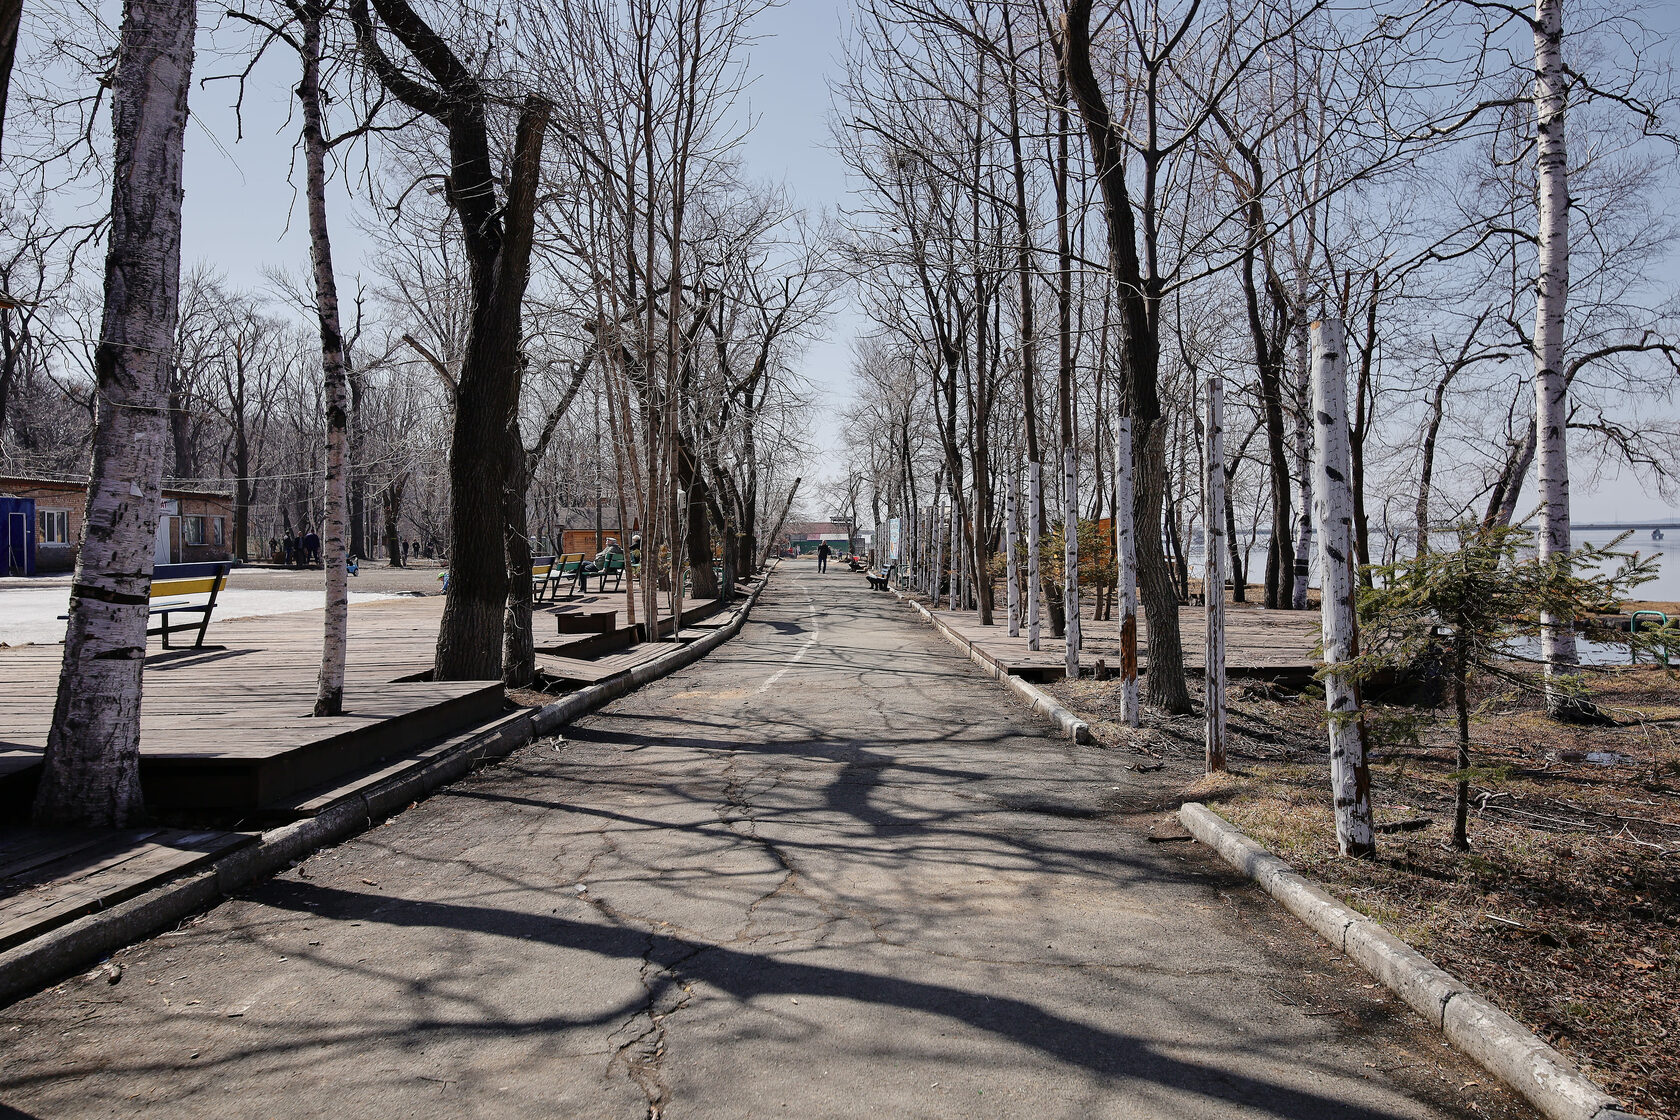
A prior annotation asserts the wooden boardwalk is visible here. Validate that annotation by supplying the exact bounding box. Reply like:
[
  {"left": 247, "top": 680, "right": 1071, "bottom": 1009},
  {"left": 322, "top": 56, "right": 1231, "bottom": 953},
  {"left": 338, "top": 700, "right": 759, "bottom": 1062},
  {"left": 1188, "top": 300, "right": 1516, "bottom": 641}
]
[
  {"left": 909, "top": 593, "right": 1320, "bottom": 681},
  {"left": 0, "top": 597, "right": 504, "bottom": 813},
  {"left": 0, "top": 586, "right": 735, "bottom": 963},
  {"left": 0, "top": 828, "right": 254, "bottom": 953}
]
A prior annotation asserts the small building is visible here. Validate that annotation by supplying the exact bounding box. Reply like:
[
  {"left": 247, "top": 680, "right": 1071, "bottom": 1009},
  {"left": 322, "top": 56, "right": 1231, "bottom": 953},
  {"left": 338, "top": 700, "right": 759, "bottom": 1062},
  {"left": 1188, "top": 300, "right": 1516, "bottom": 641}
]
[
  {"left": 0, "top": 475, "right": 234, "bottom": 574},
  {"left": 785, "top": 519, "right": 856, "bottom": 555},
  {"left": 542, "top": 504, "right": 642, "bottom": 558}
]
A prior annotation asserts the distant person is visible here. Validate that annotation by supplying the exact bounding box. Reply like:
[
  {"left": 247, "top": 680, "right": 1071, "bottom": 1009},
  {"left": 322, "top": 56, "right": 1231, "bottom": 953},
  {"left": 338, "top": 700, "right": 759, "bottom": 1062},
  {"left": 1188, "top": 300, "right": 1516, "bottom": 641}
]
[
  {"left": 268, "top": 537, "right": 279, "bottom": 563},
  {"left": 817, "top": 540, "right": 832, "bottom": 573},
  {"left": 303, "top": 530, "right": 321, "bottom": 566},
  {"left": 282, "top": 534, "right": 296, "bottom": 567},
  {"left": 401, "top": 539, "right": 410, "bottom": 562}
]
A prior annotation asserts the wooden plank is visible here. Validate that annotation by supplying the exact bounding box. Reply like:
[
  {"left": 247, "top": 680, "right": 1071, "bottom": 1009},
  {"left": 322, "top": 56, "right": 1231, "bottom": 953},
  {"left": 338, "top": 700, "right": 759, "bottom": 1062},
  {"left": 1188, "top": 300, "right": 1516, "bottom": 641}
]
[{"left": 0, "top": 829, "right": 254, "bottom": 952}]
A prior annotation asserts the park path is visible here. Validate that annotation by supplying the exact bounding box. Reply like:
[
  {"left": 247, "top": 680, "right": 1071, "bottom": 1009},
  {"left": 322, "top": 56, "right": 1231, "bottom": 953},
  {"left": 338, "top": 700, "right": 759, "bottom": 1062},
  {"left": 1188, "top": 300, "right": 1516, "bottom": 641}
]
[{"left": 0, "top": 561, "right": 1530, "bottom": 1119}]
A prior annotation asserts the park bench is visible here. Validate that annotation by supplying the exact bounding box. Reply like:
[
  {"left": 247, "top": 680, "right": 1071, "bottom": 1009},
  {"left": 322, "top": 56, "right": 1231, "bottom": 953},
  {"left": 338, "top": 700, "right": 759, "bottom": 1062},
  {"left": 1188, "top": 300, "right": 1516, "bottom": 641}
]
[
  {"left": 552, "top": 553, "right": 587, "bottom": 599},
  {"left": 60, "top": 561, "right": 232, "bottom": 650},
  {"left": 146, "top": 561, "right": 233, "bottom": 649},
  {"left": 866, "top": 562, "right": 898, "bottom": 591},
  {"left": 530, "top": 554, "right": 556, "bottom": 603},
  {"left": 598, "top": 554, "right": 627, "bottom": 593}
]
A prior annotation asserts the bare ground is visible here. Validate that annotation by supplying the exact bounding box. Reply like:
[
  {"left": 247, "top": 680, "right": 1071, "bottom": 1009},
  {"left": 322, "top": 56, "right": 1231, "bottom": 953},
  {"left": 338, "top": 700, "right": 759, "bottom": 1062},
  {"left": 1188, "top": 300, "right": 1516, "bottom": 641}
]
[{"left": 1047, "top": 663, "right": 1680, "bottom": 1119}]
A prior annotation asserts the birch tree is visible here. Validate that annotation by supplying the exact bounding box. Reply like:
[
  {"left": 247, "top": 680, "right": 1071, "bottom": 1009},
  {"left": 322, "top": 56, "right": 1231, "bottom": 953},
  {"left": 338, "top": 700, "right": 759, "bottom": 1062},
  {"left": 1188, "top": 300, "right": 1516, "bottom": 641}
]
[
  {"left": 1530, "top": 0, "right": 1577, "bottom": 712},
  {"left": 34, "top": 0, "right": 197, "bottom": 826},
  {"left": 1310, "top": 319, "right": 1375, "bottom": 858}
]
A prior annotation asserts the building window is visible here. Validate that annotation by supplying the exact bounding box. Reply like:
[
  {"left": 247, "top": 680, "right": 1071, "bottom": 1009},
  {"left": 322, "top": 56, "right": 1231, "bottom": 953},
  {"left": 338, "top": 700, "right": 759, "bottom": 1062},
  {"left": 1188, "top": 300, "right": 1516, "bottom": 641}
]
[
  {"left": 212, "top": 517, "right": 224, "bottom": 547},
  {"left": 183, "top": 515, "right": 206, "bottom": 545},
  {"left": 37, "top": 508, "right": 69, "bottom": 544}
]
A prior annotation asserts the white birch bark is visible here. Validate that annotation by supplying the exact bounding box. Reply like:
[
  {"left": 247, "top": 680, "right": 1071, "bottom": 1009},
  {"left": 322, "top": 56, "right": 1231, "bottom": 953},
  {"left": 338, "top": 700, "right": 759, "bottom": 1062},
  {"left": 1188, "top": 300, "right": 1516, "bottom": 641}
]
[
  {"left": 1027, "top": 462, "right": 1042, "bottom": 650},
  {"left": 299, "top": 3, "right": 350, "bottom": 717},
  {"left": 1291, "top": 322, "right": 1313, "bottom": 610},
  {"left": 34, "top": 0, "right": 196, "bottom": 826},
  {"left": 1114, "top": 420, "right": 1139, "bottom": 727},
  {"left": 1311, "top": 319, "right": 1376, "bottom": 857},
  {"left": 1533, "top": 0, "right": 1578, "bottom": 699},
  {"left": 1062, "top": 444, "right": 1080, "bottom": 678},
  {"left": 1204, "top": 377, "right": 1228, "bottom": 772},
  {"left": 1004, "top": 478, "right": 1020, "bottom": 636}
]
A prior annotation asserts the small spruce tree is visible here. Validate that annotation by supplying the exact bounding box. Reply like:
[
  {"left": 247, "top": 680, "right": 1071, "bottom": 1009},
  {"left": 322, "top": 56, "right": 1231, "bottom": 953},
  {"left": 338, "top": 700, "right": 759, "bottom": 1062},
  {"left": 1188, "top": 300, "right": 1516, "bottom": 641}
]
[{"left": 1348, "top": 526, "right": 1658, "bottom": 849}]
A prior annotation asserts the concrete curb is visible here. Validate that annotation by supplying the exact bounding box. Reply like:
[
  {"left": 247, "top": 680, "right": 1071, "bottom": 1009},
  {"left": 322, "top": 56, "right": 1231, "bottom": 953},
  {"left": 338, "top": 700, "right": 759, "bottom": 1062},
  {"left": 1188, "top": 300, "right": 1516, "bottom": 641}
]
[
  {"left": 1178, "top": 802, "right": 1636, "bottom": 1120},
  {"left": 0, "top": 567, "right": 778, "bottom": 1008},
  {"left": 893, "top": 588, "right": 1092, "bottom": 743}
]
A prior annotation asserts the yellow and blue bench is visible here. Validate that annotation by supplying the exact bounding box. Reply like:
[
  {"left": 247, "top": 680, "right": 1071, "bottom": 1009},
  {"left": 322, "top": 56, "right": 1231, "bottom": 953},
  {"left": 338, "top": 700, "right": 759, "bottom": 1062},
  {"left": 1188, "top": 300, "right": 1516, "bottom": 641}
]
[
  {"left": 149, "top": 561, "right": 232, "bottom": 649},
  {"left": 530, "top": 554, "right": 557, "bottom": 603}
]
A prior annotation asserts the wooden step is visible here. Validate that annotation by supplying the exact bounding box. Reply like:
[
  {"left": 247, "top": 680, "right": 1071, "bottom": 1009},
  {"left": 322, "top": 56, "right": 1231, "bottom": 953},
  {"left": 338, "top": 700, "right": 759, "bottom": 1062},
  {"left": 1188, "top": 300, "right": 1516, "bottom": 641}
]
[{"left": 0, "top": 827, "right": 254, "bottom": 952}]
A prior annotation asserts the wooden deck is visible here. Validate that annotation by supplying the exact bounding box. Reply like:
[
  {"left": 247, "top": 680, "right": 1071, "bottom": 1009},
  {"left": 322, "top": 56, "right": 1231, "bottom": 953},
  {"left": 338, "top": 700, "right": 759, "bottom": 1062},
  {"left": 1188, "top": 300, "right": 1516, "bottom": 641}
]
[
  {"left": 0, "top": 597, "right": 504, "bottom": 813},
  {"left": 912, "top": 594, "right": 1320, "bottom": 682},
  {"left": 537, "top": 591, "right": 725, "bottom": 670}
]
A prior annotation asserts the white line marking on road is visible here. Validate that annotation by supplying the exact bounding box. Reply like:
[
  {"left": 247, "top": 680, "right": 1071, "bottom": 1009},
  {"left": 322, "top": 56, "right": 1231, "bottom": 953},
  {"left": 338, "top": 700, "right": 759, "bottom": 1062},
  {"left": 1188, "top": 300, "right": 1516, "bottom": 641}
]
[{"left": 755, "top": 595, "right": 821, "bottom": 694}]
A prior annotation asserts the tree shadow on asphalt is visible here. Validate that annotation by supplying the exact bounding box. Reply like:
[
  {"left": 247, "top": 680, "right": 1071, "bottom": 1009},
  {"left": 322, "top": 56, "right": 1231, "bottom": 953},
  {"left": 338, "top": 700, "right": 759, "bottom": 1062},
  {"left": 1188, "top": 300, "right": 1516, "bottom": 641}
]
[{"left": 249, "top": 877, "right": 1418, "bottom": 1120}]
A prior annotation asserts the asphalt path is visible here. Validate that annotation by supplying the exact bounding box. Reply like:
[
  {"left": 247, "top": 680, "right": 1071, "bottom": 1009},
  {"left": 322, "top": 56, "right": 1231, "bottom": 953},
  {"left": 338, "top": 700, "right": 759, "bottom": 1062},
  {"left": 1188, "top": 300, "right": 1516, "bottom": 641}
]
[{"left": 0, "top": 560, "right": 1532, "bottom": 1119}]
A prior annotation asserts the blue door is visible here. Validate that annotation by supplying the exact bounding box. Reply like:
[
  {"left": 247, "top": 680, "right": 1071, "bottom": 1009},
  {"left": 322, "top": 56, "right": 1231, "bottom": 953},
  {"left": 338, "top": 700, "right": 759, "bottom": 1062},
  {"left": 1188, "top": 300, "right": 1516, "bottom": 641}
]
[{"left": 1, "top": 497, "right": 37, "bottom": 576}]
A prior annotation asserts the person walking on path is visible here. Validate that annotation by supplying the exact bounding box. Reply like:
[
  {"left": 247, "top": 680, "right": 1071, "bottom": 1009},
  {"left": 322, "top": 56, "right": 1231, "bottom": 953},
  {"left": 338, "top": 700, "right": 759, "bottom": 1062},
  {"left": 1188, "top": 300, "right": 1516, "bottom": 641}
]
[{"left": 817, "top": 540, "right": 831, "bottom": 573}]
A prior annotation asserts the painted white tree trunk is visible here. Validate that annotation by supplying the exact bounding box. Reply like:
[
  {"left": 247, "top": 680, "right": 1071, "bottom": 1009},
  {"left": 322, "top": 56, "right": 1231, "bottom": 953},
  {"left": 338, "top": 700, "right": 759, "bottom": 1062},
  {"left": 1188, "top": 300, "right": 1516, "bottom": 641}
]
[
  {"left": 1114, "top": 420, "right": 1139, "bottom": 727},
  {"left": 1533, "top": 0, "right": 1578, "bottom": 701},
  {"left": 1204, "top": 377, "right": 1227, "bottom": 772},
  {"left": 1292, "top": 323, "right": 1313, "bottom": 610},
  {"left": 1310, "top": 319, "right": 1376, "bottom": 858},
  {"left": 1063, "top": 444, "right": 1081, "bottom": 678},
  {"left": 299, "top": 5, "right": 350, "bottom": 717},
  {"left": 1004, "top": 479, "right": 1020, "bottom": 636},
  {"left": 1027, "top": 462, "right": 1042, "bottom": 650},
  {"left": 34, "top": 0, "right": 196, "bottom": 826}
]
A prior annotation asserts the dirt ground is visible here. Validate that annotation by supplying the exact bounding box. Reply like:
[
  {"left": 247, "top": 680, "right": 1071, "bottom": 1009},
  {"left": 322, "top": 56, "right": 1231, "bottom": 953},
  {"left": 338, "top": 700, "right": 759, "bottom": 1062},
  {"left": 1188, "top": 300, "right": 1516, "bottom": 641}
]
[{"left": 1048, "top": 662, "right": 1680, "bottom": 1119}]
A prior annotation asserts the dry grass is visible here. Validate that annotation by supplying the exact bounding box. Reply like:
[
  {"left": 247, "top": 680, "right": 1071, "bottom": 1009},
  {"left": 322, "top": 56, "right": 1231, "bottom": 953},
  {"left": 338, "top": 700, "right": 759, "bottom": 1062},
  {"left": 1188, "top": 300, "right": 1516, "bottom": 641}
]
[{"left": 1049, "top": 665, "right": 1680, "bottom": 1119}]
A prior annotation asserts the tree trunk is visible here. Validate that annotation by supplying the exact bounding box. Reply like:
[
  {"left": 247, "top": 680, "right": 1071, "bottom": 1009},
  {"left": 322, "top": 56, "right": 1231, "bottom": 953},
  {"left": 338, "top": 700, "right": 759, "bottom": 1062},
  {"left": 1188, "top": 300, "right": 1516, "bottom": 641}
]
[
  {"left": 350, "top": 0, "right": 550, "bottom": 682},
  {"left": 1533, "top": 0, "right": 1579, "bottom": 711},
  {"left": 298, "top": 2, "right": 351, "bottom": 717},
  {"left": 1291, "top": 324, "right": 1313, "bottom": 609},
  {"left": 1224, "top": 461, "right": 1245, "bottom": 603},
  {"left": 686, "top": 469, "right": 719, "bottom": 601},
  {"left": 0, "top": 0, "right": 21, "bottom": 155},
  {"left": 1027, "top": 462, "right": 1042, "bottom": 650},
  {"left": 383, "top": 471, "right": 406, "bottom": 568},
  {"left": 501, "top": 423, "right": 534, "bottom": 688},
  {"left": 34, "top": 0, "right": 196, "bottom": 827},
  {"left": 1204, "top": 376, "right": 1227, "bottom": 772},
  {"left": 1452, "top": 637, "right": 1472, "bottom": 850},
  {"left": 1114, "top": 419, "right": 1139, "bottom": 727},
  {"left": 1310, "top": 319, "right": 1375, "bottom": 858},
  {"left": 1004, "top": 476, "right": 1020, "bottom": 637},
  {"left": 1416, "top": 376, "right": 1451, "bottom": 558},
  {"left": 349, "top": 371, "right": 366, "bottom": 560},
  {"left": 1062, "top": 445, "right": 1080, "bottom": 677}
]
